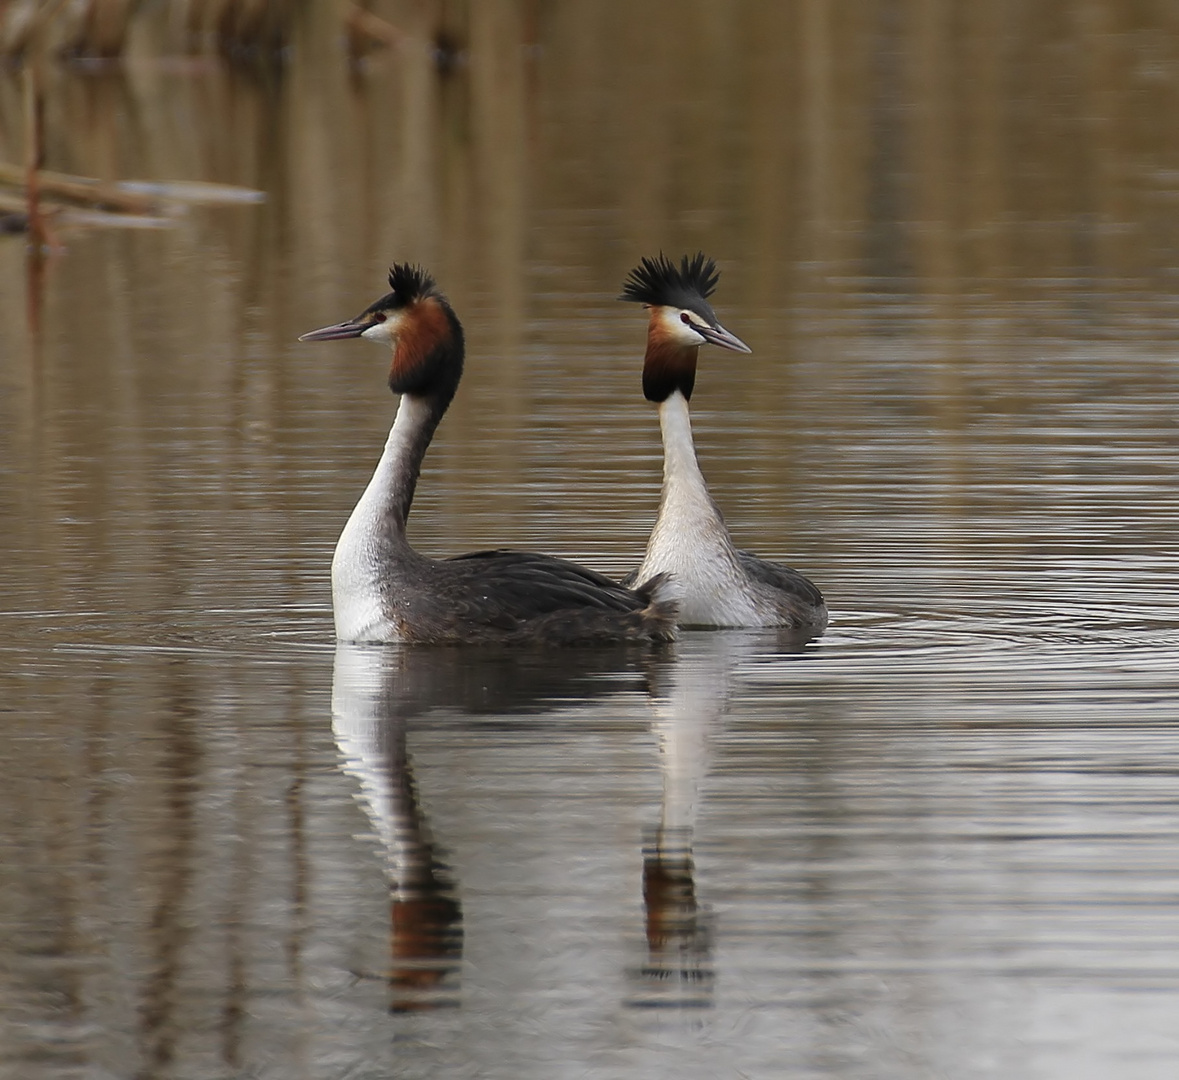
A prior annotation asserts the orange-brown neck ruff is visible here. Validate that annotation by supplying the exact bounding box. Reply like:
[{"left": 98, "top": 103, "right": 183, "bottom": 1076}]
[
  {"left": 643, "top": 313, "right": 698, "bottom": 403},
  {"left": 389, "top": 297, "right": 463, "bottom": 400}
]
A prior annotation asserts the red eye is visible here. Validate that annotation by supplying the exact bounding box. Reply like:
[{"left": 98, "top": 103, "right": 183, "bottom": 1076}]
[
  {"left": 373, "top": 313, "right": 387, "bottom": 323},
  {"left": 680, "top": 312, "right": 691, "bottom": 324}
]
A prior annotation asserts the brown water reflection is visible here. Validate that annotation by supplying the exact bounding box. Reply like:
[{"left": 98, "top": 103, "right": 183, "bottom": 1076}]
[{"left": 3, "top": 3, "right": 1179, "bottom": 1078}]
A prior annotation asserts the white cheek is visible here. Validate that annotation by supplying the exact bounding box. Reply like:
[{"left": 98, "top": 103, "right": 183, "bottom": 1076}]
[
  {"left": 360, "top": 321, "right": 396, "bottom": 346},
  {"left": 656, "top": 308, "right": 706, "bottom": 347}
]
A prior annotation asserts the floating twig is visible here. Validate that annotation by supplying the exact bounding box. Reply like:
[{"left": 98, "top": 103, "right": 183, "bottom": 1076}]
[{"left": 0, "top": 160, "right": 157, "bottom": 213}]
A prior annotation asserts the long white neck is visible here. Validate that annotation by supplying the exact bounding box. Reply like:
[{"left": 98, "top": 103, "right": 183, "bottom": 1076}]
[
  {"left": 360, "top": 393, "right": 440, "bottom": 530},
  {"left": 636, "top": 387, "right": 749, "bottom": 624},
  {"left": 640, "top": 387, "right": 786, "bottom": 628},
  {"left": 657, "top": 390, "right": 712, "bottom": 513},
  {"left": 332, "top": 394, "right": 442, "bottom": 639}
]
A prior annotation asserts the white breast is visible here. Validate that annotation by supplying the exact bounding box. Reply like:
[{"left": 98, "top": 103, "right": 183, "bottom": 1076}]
[
  {"left": 330, "top": 398, "right": 441, "bottom": 644},
  {"left": 330, "top": 426, "right": 412, "bottom": 643},
  {"left": 635, "top": 393, "right": 771, "bottom": 628},
  {"left": 637, "top": 506, "right": 764, "bottom": 626},
  {"left": 332, "top": 505, "right": 401, "bottom": 642}
]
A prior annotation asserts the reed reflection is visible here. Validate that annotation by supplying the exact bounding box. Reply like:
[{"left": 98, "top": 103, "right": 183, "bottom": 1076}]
[{"left": 330, "top": 642, "right": 657, "bottom": 1013}]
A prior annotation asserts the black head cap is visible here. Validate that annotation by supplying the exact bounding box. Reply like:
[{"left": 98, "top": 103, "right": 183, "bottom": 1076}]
[
  {"left": 619, "top": 252, "right": 722, "bottom": 324},
  {"left": 360, "top": 263, "right": 439, "bottom": 317}
]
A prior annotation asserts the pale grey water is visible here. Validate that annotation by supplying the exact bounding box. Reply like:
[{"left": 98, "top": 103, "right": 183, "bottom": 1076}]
[{"left": 4, "top": 4, "right": 1179, "bottom": 1078}]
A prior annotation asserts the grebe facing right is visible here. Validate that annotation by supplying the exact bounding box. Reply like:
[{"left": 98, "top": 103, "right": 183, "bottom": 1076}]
[
  {"left": 619, "top": 253, "right": 827, "bottom": 636},
  {"left": 301, "top": 264, "right": 676, "bottom": 645}
]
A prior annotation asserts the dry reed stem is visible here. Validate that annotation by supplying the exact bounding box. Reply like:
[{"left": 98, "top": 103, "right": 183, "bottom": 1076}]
[
  {"left": 0, "top": 0, "right": 67, "bottom": 58},
  {"left": 22, "top": 62, "right": 49, "bottom": 248},
  {"left": 2, "top": 0, "right": 299, "bottom": 59},
  {"left": 61, "top": 0, "right": 141, "bottom": 58},
  {"left": 179, "top": 0, "right": 297, "bottom": 56},
  {"left": 346, "top": 3, "right": 404, "bottom": 57}
]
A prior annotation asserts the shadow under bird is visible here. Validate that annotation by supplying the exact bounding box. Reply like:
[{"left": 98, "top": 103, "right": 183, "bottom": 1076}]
[
  {"left": 619, "top": 253, "right": 827, "bottom": 637},
  {"left": 300, "top": 264, "right": 677, "bottom": 645}
]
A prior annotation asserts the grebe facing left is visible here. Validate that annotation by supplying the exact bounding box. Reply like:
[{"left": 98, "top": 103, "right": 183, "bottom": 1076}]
[
  {"left": 619, "top": 253, "right": 827, "bottom": 637},
  {"left": 301, "top": 264, "right": 676, "bottom": 645}
]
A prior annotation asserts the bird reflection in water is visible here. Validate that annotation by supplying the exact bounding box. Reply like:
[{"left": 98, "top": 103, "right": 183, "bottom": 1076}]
[
  {"left": 624, "top": 634, "right": 741, "bottom": 1009},
  {"left": 638, "top": 824, "right": 713, "bottom": 1008},
  {"left": 628, "top": 631, "right": 812, "bottom": 1009},
  {"left": 332, "top": 644, "right": 462, "bottom": 1011},
  {"left": 330, "top": 642, "right": 656, "bottom": 1012}
]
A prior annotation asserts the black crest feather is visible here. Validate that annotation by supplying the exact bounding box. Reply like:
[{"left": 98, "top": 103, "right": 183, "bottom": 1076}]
[
  {"left": 386, "top": 263, "right": 437, "bottom": 308},
  {"left": 619, "top": 252, "right": 721, "bottom": 313}
]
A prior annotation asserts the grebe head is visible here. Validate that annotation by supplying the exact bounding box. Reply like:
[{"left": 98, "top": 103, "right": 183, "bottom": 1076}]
[
  {"left": 299, "top": 263, "right": 464, "bottom": 401},
  {"left": 619, "top": 252, "right": 750, "bottom": 402},
  {"left": 619, "top": 252, "right": 751, "bottom": 353}
]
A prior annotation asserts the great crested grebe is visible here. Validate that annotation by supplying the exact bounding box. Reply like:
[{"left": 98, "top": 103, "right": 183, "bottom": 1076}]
[
  {"left": 619, "top": 253, "right": 827, "bottom": 635},
  {"left": 301, "top": 264, "right": 676, "bottom": 645}
]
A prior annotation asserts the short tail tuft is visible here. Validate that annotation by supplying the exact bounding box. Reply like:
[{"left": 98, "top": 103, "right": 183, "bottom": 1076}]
[{"left": 634, "top": 572, "right": 679, "bottom": 641}]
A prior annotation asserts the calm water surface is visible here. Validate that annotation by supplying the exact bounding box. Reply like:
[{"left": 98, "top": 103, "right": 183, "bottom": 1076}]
[{"left": 3, "top": 4, "right": 1179, "bottom": 1078}]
